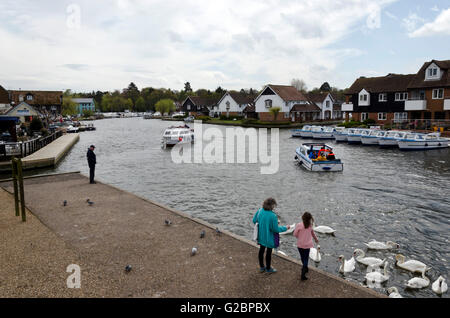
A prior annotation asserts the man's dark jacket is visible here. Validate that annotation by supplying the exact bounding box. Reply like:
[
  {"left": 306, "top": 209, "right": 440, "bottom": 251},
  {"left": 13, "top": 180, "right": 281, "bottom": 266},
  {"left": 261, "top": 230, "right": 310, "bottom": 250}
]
[{"left": 87, "top": 149, "right": 96, "bottom": 167}]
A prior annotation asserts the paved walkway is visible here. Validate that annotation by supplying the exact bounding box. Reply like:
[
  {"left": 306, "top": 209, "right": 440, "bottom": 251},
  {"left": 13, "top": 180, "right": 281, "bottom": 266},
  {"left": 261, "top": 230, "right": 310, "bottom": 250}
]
[{"left": 0, "top": 173, "right": 383, "bottom": 298}]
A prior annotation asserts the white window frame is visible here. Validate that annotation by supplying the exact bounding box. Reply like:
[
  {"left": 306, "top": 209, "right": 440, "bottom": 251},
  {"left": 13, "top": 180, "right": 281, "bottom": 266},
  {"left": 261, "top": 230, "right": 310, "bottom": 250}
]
[
  {"left": 325, "top": 100, "right": 330, "bottom": 108},
  {"left": 379, "top": 93, "right": 387, "bottom": 102},
  {"left": 394, "top": 112, "right": 408, "bottom": 123},
  {"left": 265, "top": 99, "right": 272, "bottom": 108},
  {"left": 361, "top": 113, "right": 368, "bottom": 121},
  {"left": 187, "top": 104, "right": 191, "bottom": 110},
  {"left": 26, "top": 95, "right": 33, "bottom": 101},
  {"left": 432, "top": 88, "right": 444, "bottom": 99},
  {"left": 378, "top": 112, "right": 387, "bottom": 121},
  {"left": 395, "top": 92, "right": 408, "bottom": 101}
]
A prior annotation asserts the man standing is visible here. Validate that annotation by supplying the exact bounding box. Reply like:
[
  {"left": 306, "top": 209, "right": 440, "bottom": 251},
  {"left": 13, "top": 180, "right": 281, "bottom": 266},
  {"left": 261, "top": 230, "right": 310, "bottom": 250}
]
[{"left": 87, "top": 145, "right": 96, "bottom": 184}]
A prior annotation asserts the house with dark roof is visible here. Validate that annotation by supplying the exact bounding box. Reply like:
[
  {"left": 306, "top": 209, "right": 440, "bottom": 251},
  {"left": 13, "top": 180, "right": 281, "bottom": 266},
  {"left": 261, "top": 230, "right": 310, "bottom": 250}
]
[
  {"left": 181, "top": 96, "right": 219, "bottom": 116},
  {"left": 406, "top": 59, "right": 450, "bottom": 121},
  {"left": 342, "top": 73, "right": 416, "bottom": 124},
  {"left": 216, "top": 91, "right": 256, "bottom": 118},
  {"left": 254, "top": 84, "right": 312, "bottom": 122},
  {"left": 0, "top": 85, "right": 11, "bottom": 114},
  {"left": 8, "top": 90, "right": 63, "bottom": 116}
]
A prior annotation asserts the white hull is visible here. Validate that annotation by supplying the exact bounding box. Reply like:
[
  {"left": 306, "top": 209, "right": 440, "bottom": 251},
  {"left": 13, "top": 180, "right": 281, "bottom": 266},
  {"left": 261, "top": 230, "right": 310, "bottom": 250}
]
[
  {"left": 361, "top": 136, "right": 380, "bottom": 145},
  {"left": 295, "top": 149, "right": 343, "bottom": 172},
  {"left": 334, "top": 134, "right": 348, "bottom": 142},
  {"left": 398, "top": 140, "right": 449, "bottom": 150},
  {"left": 300, "top": 131, "right": 313, "bottom": 138},
  {"left": 312, "top": 132, "right": 335, "bottom": 139},
  {"left": 379, "top": 138, "right": 398, "bottom": 147},
  {"left": 347, "top": 135, "right": 361, "bottom": 144}
]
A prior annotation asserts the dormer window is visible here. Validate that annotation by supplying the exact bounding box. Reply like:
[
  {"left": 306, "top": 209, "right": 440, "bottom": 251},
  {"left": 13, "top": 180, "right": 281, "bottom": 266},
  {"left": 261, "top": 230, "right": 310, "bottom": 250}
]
[
  {"left": 425, "top": 63, "right": 441, "bottom": 81},
  {"left": 26, "top": 94, "right": 33, "bottom": 101},
  {"left": 358, "top": 89, "right": 370, "bottom": 106}
]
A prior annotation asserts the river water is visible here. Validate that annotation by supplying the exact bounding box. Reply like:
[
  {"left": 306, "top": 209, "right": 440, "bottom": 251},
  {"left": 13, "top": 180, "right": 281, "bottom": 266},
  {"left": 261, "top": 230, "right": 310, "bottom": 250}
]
[{"left": 30, "top": 118, "right": 450, "bottom": 298}]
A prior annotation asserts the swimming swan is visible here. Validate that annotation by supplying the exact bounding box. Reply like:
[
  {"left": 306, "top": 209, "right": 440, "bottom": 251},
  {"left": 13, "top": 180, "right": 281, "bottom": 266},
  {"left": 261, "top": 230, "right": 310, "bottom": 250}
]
[
  {"left": 365, "top": 262, "right": 390, "bottom": 284},
  {"left": 338, "top": 253, "right": 356, "bottom": 273},
  {"left": 387, "top": 287, "right": 403, "bottom": 298},
  {"left": 406, "top": 270, "right": 430, "bottom": 289},
  {"left": 354, "top": 249, "right": 386, "bottom": 267},
  {"left": 432, "top": 276, "right": 447, "bottom": 295},
  {"left": 309, "top": 245, "right": 321, "bottom": 262},
  {"left": 364, "top": 240, "right": 399, "bottom": 250},
  {"left": 313, "top": 225, "right": 336, "bottom": 235},
  {"left": 395, "top": 254, "right": 430, "bottom": 273}
]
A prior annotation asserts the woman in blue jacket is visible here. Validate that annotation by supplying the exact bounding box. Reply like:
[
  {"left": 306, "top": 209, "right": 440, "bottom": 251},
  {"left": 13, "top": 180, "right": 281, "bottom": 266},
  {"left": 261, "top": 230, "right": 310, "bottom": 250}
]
[{"left": 253, "top": 198, "right": 290, "bottom": 273}]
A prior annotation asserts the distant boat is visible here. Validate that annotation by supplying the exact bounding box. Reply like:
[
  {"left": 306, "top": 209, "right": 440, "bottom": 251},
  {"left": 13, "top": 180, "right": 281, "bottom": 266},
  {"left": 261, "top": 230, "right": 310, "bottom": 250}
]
[
  {"left": 379, "top": 131, "right": 409, "bottom": 148},
  {"left": 161, "top": 125, "right": 194, "bottom": 148},
  {"left": 361, "top": 129, "right": 385, "bottom": 145}
]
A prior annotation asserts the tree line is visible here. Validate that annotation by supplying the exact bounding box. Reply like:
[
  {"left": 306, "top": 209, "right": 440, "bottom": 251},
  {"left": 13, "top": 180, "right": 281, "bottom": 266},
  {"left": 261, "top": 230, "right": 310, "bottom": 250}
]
[{"left": 62, "top": 80, "right": 347, "bottom": 115}]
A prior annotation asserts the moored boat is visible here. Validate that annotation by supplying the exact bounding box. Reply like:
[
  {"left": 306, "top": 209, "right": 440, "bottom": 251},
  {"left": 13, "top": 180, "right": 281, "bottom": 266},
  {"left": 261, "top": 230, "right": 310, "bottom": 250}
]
[
  {"left": 398, "top": 132, "right": 449, "bottom": 150},
  {"left": 361, "top": 129, "right": 385, "bottom": 145},
  {"left": 298, "top": 125, "right": 313, "bottom": 138},
  {"left": 334, "top": 127, "right": 348, "bottom": 142},
  {"left": 347, "top": 128, "right": 367, "bottom": 144},
  {"left": 313, "top": 126, "right": 336, "bottom": 139},
  {"left": 295, "top": 143, "right": 343, "bottom": 172},
  {"left": 379, "top": 131, "right": 408, "bottom": 148}
]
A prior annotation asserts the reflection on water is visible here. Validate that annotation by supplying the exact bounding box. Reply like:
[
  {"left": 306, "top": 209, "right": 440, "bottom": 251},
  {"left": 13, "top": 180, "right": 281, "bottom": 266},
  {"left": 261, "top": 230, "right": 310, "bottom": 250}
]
[{"left": 23, "top": 118, "right": 450, "bottom": 298}]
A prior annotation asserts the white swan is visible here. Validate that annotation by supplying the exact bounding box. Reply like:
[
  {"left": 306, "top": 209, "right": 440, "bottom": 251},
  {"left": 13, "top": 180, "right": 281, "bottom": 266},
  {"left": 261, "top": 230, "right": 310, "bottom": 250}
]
[
  {"left": 309, "top": 245, "right": 321, "bottom": 262},
  {"left": 354, "top": 249, "right": 386, "bottom": 267},
  {"left": 432, "top": 276, "right": 448, "bottom": 295},
  {"left": 338, "top": 253, "right": 356, "bottom": 273},
  {"left": 395, "top": 254, "right": 430, "bottom": 273},
  {"left": 365, "top": 262, "right": 390, "bottom": 284},
  {"left": 313, "top": 225, "right": 336, "bottom": 235},
  {"left": 406, "top": 270, "right": 430, "bottom": 289},
  {"left": 364, "top": 240, "right": 399, "bottom": 250},
  {"left": 387, "top": 287, "right": 403, "bottom": 298},
  {"left": 280, "top": 223, "right": 296, "bottom": 235}
]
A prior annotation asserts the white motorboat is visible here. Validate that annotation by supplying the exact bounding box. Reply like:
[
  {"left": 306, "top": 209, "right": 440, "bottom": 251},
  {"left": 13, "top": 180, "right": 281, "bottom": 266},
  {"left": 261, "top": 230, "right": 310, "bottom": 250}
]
[
  {"left": 297, "top": 125, "right": 313, "bottom": 138},
  {"left": 398, "top": 132, "right": 449, "bottom": 150},
  {"left": 347, "top": 128, "right": 366, "bottom": 144},
  {"left": 310, "top": 126, "right": 324, "bottom": 139},
  {"left": 295, "top": 143, "right": 343, "bottom": 172},
  {"left": 361, "top": 130, "right": 385, "bottom": 145},
  {"left": 333, "top": 127, "right": 348, "bottom": 142},
  {"left": 66, "top": 125, "right": 79, "bottom": 133},
  {"left": 184, "top": 116, "right": 194, "bottom": 123},
  {"left": 379, "top": 131, "right": 408, "bottom": 147},
  {"left": 313, "top": 126, "right": 336, "bottom": 139},
  {"left": 162, "top": 125, "right": 194, "bottom": 148}
]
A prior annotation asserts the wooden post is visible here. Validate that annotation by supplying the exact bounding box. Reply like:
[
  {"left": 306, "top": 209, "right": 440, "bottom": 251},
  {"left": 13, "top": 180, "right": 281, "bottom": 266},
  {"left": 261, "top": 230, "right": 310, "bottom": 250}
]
[
  {"left": 17, "top": 158, "right": 26, "bottom": 222},
  {"left": 11, "top": 158, "right": 20, "bottom": 217}
]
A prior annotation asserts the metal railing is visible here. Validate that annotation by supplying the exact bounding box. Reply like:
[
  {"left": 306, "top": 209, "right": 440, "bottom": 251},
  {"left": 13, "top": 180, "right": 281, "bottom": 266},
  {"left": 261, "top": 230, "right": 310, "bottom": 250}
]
[
  {"left": 387, "top": 119, "right": 450, "bottom": 131},
  {"left": 0, "top": 130, "right": 63, "bottom": 161}
]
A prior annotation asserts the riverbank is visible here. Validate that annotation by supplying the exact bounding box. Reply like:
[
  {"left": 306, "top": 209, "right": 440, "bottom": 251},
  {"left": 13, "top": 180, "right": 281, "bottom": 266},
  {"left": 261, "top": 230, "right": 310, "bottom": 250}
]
[
  {"left": 0, "top": 133, "right": 79, "bottom": 173},
  {"left": 0, "top": 173, "right": 383, "bottom": 298}
]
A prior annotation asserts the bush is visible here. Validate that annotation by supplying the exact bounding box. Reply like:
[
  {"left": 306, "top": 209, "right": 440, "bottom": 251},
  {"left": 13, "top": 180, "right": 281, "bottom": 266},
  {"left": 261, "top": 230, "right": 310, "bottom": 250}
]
[
  {"left": 82, "top": 110, "right": 95, "bottom": 117},
  {"left": 195, "top": 115, "right": 211, "bottom": 122},
  {"left": 363, "top": 118, "right": 376, "bottom": 126},
  {"left": 40, "top": 128, "right": 50, "bottom": 137},
  {"left": 30, "top": 117, "right": 43, "bottom": 131},
  {"left": 219, "top": 114, "right": 244, "bottom": 120}
]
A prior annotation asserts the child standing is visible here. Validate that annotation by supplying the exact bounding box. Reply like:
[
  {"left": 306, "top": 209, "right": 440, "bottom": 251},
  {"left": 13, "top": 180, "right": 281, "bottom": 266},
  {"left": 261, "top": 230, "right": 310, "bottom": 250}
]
[{"left": 293, "top": 212, "right": 319, "bottom": 280}]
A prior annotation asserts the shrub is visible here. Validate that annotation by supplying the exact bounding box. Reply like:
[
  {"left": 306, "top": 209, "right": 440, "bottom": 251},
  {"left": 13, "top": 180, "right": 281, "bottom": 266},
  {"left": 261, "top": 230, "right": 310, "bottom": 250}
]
[
  {"left": 40, "top": 128, "right": 50, "bottom": 137},
  {"left": 30, "top": 117, "right": 43, "bottom": 131},
  {"left": 195, "top": 115, "right": 211, "bottom": 122}
]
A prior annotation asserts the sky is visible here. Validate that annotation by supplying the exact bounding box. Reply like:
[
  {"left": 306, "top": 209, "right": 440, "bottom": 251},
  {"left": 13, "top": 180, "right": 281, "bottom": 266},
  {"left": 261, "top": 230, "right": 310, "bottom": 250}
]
[{"left": 0, "top": 0, "right": 449, "bottom": 93}]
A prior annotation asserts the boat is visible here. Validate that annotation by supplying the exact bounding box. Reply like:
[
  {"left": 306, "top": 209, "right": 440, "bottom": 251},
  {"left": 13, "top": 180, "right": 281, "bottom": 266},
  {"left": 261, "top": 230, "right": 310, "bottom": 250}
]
[
  {"left": 312, "top": 126, "right": 336, "bottom": 139},
  {"left": 184, "top": 116, "right": 194, "bottom": 123},
  {"left": 347, "top": 128, "right": 366, "bottom": 144},
  {"left": 295, "top": 143, "right": 344, "bottom": 172},
  {"left": 361, "top": 129, "right": 385, "bottom": 145},
  {"left": 85, "top": 123, "right": 96, "bottom": 131},
  {"left": 143, "top": 113, "right": 153, "bottom": 119},
  {"left": 161, "top": 125, "right": 194, "bottom": 148},
  {"left": 398, "top": 132, "right": 449, "bottom": 150},
  {"left": 379, "top": 131, "right": 409, "bottom": 148},
  {"left": 66, "top": 125, "right": 79, "bottom": 133},
  {"left": 333, "top": 127, "right": 348, "bottom": 142},
  {"left": 298, "top": 125, "right": 313, "bottom": 138}
]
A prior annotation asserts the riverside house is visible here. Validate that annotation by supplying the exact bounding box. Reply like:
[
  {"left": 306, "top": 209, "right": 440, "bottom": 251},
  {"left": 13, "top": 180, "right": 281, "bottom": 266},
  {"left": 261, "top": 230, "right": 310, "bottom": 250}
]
[
  {"left": 306, "top": 92, "right": 343, "bottom": 120},
  {"left": 254, "top": 84, "right": 311, "bottom": 122},
  {"left": 181, "top": 96, "right": 220, "bottom": 117},
  {"left": 72, "top": 98, "right": 96, "bottom": 115},
  {"left": 342, "top": 73, "right": 417, "bottom": 124},
  {"left": 8, "top": 89, "right": 63, "bottom": 116},
  {"left": 216, "top": 91, "right": 256, "bottom": 118},
  {"left": 342, "top": 59, "right": 450, "bottom": 125},
  {"left": 0, "top": 85, "right": 10, "bottom": 114},
  {"left": 406, "top": 60, "right": 450, "bottom": 122}
]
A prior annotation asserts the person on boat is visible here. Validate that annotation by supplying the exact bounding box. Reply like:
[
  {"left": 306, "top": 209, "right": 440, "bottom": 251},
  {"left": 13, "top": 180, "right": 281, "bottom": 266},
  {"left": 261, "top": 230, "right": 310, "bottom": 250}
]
[
  {"left": 318, "top": 147, "right": 331, "bottom": 158},
  {"left": 326, "top": 151, "right": 336, "bottom": 161},
  {"left": 86, "top": 145, "right": 96, "bottom": 184},
  {"left": 252, "top": 198, "right": 290, "bottom": 274},
  {"left": 293, "top": 212, "right": 319, "bottom": 281}
]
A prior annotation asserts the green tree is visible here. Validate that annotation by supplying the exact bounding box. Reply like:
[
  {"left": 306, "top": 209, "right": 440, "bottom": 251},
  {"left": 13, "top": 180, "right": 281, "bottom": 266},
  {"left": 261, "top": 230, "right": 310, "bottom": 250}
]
[
  {"left": 155, "top": 99, "right": 175, "bottom": 115},
  {"left": 124, "top": 82, "right": 140, "bottom": 108},
  {"left": 135, "top": 96, "right": 146, "bottom": 112},
  {"left": 30, "top": 117, "right": 43, "bottom": 131},
  {"left": 320, "top": 82, "right": 331, "bottom": 92},
  {"left": 184, "top": 82, "right": 192, "bottom": 93},
  {"left": 269, "top": 106, "right": 281, "bottom": 121},
  {"left": 62, "top": 97, "right": 78, "bottom": 116}
]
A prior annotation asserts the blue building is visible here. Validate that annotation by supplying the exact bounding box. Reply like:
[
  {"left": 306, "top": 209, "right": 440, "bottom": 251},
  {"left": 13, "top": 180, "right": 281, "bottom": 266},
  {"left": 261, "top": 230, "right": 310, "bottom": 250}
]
[{"left": 72, "top": 98, "right": 96, "bottom": 115}]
